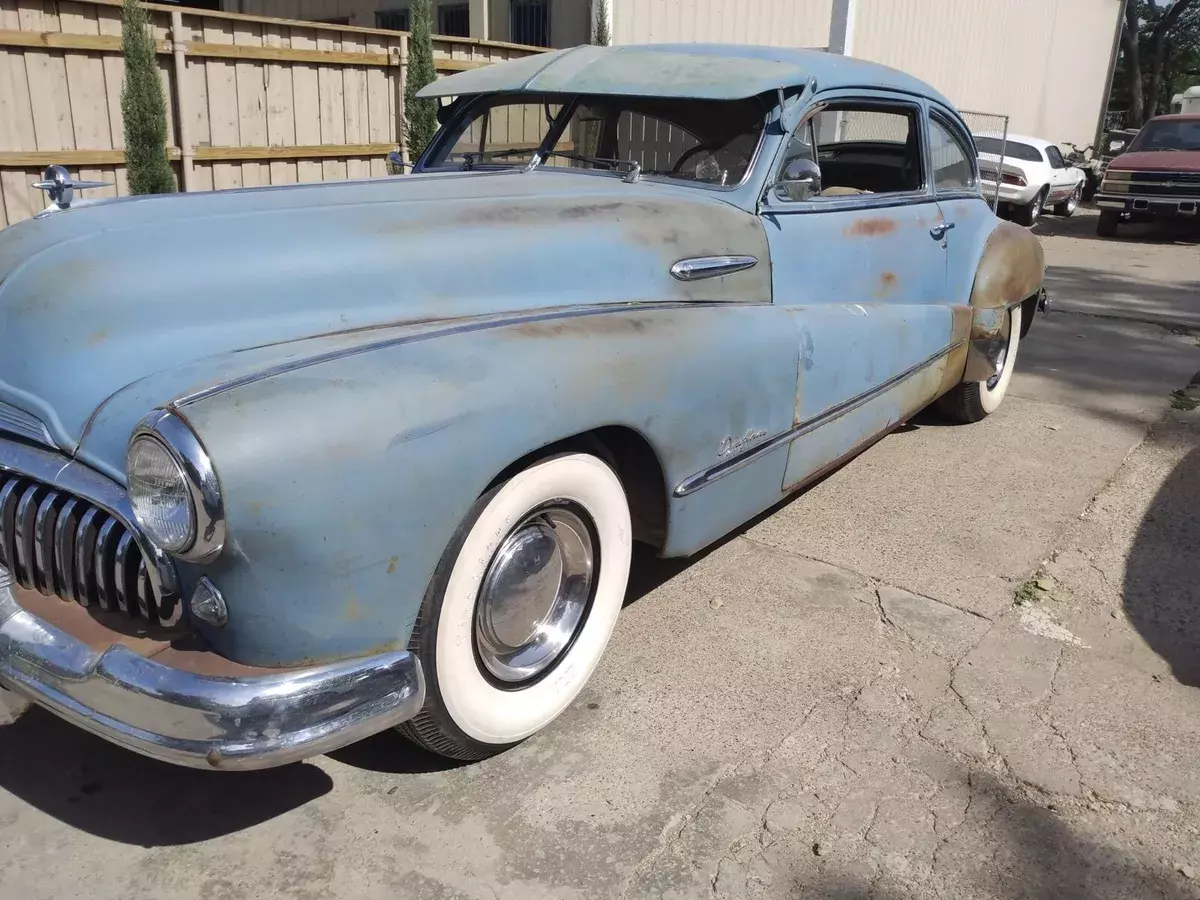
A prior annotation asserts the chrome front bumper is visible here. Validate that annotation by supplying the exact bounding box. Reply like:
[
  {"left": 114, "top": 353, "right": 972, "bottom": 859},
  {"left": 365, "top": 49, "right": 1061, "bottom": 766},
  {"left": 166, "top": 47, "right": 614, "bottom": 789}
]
[{"left": 0, "top": 568, "right": 425, "bottom": 770}]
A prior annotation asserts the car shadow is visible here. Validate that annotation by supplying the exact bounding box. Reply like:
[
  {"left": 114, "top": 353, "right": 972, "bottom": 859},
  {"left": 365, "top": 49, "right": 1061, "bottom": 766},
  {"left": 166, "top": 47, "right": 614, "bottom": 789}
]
[
  {"left": 1034, "top": 209, "right": 1200, "bottom": 245},
  {"left": 0, "top": 705, "right": 333, "bottom": 845},
  {"left": 1123, "top": 440, "right": 1200, "bottom": 687}
]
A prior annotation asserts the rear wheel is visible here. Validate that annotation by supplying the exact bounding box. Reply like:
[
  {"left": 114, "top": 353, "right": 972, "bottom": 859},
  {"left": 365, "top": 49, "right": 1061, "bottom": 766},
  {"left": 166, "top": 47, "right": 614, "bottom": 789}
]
[
  {"left": 1097, "top": 210, "right": 1121, "bottom": 237},
  {"left": 399, "top": 452, "right": 632, "bottom": 760},
  {"left": 938, "top": 304, "right": 1023, "bottom": 424},
  {"left": 1053, "top": 184, "right": 1082, "bottom": 217},
  {"left": 1014, "top": 188, "right": 1046, "bottom": 226}
]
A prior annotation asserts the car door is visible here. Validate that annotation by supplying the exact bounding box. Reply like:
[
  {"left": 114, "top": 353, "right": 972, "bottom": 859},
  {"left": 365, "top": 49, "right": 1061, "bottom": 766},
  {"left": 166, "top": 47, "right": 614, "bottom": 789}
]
[
  {"left": 1043, "top": 144, "right": 1071, "bottom": 205},
  {"left": 926, "top": 106, "right": 992, "bottom": 307},
  {"left": 762, "top": 92, "right": 962, "bottom": 492}
]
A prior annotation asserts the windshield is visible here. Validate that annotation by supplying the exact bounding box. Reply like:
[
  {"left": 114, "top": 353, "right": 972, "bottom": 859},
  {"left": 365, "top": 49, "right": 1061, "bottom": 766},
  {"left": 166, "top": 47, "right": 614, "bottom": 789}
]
[
  {"left": 1129, "top": 119, "right": 1200, "bottom": 152},
  {"left": 423, "top": 93, "right": 768, "bottom": 187},
  {"left": 973, "top": 137, "right": 1043, "bottom": 162}
]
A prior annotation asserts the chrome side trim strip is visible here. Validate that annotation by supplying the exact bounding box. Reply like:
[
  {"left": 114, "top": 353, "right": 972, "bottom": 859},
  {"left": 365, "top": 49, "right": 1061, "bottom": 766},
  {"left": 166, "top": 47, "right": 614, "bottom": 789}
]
[
  {"left": 670, "top": 256, "right": 758, "bottom": 281},
  {"left": 175, "top": 300, "right": 749, "bottom": 407},
  {"left": 673, "top": 340, "right": 964, "bottom": 497}
]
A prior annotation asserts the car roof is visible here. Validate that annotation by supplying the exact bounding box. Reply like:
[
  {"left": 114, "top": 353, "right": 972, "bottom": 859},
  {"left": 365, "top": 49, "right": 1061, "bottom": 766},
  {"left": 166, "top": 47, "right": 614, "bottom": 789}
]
[
  {"left": 972, "top": 132, "right": 1052, "bottom": 149},
  {"left": 417, "top": 43, "right": 952, "bottom": 106},
  {"left": 1147, "top": 113, "right": 1200, "bottom": 122}
]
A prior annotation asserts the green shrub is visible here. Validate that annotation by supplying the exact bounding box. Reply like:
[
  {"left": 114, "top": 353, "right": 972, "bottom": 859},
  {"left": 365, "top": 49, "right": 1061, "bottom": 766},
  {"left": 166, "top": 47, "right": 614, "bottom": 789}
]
[
  {"left": 121, "top": 0, "right": 175, "bottom": 194},
  {"left": 405, "top": 0, "right": 439, "bottom": 161}
]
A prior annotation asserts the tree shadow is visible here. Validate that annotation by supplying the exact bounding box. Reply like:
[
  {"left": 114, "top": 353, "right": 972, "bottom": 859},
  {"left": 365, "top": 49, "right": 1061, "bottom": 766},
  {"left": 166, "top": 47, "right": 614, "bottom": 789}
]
[
  {"left": 0, "top": 705, "right": 332, "bottom": 846},
  {"left": 1123, "top": 441, "right": 1200, "bottom": 687}
]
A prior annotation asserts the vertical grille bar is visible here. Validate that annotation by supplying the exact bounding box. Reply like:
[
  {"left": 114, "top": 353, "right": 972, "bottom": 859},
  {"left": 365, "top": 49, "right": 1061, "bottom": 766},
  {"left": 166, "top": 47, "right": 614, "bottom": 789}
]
[
  {"left": 113, "top": 532, "right": 138, "bottom": 615},
  {"left": 53, "top": 498, "right": 81, "bottom": 601},
  {"left": 0, "top": 477, "right": 20, "bottom": 571},
  {"left": 135, "top": 558, "right": 156, "bottom": 621},
  {"left": 74, "top": 508, "right": 103, "bottom": 607},
  {"left": 93, "top": 519, "right": 122, "bottom": 612},
  {"left": 33, "top": 491, "right": 66, "bottom": 596},
  {"left": 14, "top": 483, "right": 48, "bottom": 589}
]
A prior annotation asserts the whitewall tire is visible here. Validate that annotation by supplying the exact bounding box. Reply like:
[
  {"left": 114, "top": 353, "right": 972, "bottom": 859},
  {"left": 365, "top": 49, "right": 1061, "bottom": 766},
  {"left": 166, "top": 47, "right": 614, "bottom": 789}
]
[
  {"left": 938, "top": 303, "right": 1022, "bottom": 424},
  {"left": 399, "top": 452, "right": 632, "bottom": 760}
]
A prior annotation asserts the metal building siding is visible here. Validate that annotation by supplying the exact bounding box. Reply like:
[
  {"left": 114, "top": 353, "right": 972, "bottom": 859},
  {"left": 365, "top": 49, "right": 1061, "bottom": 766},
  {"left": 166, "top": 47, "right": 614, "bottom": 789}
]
[
  {"left": 612, "top": 0, "right": 833, "bottom": 49},
  {"left": 850, "top": 0, "right": 1121, "bottom": 146}
]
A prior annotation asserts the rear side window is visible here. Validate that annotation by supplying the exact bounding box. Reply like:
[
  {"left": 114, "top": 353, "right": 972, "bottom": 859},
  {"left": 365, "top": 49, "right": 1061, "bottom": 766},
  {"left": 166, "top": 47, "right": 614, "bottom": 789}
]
[{"left": 929, "top": 117, "right": 977, "bottom": 192}]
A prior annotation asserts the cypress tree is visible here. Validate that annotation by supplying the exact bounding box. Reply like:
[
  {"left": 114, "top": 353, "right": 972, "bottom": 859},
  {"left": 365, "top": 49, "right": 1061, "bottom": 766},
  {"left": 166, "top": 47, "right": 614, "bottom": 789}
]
[
  {"left": 405, "top": 0, "right": 439, "bottom": 161},
  {"left": 121, "top": 0, "right": 175, "bottom": 194},
  {"left": 592, "top": 0, "right": 611, "bottom": 46}
]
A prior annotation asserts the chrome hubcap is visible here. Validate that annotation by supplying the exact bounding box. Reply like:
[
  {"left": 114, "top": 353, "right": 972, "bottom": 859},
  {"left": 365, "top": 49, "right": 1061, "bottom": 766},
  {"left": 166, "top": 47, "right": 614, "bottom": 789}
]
[{"left": 474, "top": 504, "right": 596, "bottom": 684}]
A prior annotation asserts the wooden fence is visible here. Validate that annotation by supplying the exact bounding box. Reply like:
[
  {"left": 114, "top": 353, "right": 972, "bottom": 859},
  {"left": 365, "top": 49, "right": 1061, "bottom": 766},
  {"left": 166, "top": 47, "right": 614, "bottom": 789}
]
[{"left": 0, "top": 0, "right": 545, "bottom": 227}]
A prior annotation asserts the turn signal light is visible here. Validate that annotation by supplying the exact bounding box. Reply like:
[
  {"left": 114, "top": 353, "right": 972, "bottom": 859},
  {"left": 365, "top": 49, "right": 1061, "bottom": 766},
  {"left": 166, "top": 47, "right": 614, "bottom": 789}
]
[{"left": 1002, "top": 173, "right": 1027, "bottom": 187}]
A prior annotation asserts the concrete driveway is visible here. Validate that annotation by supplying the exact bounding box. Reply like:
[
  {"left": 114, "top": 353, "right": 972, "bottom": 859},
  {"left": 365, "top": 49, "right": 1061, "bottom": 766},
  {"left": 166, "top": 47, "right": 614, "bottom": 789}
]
[{"left": 2, "top": 210, "right": 1199, "bottom": 900}]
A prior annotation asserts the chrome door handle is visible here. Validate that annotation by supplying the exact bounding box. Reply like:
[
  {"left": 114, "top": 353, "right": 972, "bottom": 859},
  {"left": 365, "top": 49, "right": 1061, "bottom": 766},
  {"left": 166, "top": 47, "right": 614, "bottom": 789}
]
[{"left": 930, "top": 222, "right": 956, "bottom": 240}]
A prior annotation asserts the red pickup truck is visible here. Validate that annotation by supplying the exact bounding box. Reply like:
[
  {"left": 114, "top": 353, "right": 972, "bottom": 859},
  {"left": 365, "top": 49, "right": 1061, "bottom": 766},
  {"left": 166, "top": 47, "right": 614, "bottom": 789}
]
[{"left": 1094, "top": 113, "right": 1200, "bottom": 237}]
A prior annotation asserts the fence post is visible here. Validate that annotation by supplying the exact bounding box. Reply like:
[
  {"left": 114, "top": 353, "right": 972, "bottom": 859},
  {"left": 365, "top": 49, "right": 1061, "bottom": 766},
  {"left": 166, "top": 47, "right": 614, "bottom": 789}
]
[
  {"left": 170, "top": 9, "right": 194, "bottom": 191},
  {"left": 397, "top": 33, "right": 409, "bottom": 165}
]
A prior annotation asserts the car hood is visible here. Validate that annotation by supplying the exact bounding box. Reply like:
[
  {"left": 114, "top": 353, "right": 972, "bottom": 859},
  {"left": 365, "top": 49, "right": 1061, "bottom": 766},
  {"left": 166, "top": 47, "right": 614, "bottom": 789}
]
[
  {"left": 1108, "top": 150, "right": 1200, "bottom": 172},
  {"left": 0, "top": 169, "right": 768, "bottom": 472}
]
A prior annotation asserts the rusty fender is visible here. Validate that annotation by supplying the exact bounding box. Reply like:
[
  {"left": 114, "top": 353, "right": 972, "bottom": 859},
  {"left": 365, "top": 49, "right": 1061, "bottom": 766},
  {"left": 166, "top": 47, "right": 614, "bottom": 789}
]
[{"left": 963, "top": 222, "right": 1045, "bottom": 382}]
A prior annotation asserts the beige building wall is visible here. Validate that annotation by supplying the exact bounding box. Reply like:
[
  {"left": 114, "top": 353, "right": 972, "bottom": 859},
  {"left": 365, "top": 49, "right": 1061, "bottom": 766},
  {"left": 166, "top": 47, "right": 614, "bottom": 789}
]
[
  {"left": 849, "top": 0, "right": 1122, "bottom": 147},
  {"left": 611, "top": 0, "right": 833, "bottom": 49}
]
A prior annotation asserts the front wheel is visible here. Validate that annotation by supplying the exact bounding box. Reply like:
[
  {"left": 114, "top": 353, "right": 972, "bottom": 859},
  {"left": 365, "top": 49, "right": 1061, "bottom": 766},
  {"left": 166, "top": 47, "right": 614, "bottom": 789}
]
[
  {"left": 399, "top": 452, "right": 632, "bottom": 760},
  {"left": 938, "top": 303, "right": 1023, "bottom": 424}
]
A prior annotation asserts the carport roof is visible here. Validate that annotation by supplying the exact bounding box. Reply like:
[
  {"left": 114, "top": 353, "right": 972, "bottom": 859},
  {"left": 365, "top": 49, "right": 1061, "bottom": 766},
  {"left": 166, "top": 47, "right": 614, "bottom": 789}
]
[{"left": 416, "top": 43, "right": 951, "bottom": 106}]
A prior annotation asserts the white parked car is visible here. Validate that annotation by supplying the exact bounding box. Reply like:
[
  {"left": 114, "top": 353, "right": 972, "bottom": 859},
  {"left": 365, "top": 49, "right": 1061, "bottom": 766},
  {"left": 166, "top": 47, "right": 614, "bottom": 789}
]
[{"left": 974, "top": 133, "right": 1086, "bottom": 225}]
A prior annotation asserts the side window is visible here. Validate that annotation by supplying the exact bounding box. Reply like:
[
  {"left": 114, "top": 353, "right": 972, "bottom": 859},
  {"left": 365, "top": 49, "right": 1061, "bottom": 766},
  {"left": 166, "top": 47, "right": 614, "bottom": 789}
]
[
  {"left": 929, "top": 117, "right": 977, "bottom": 192},
  {"left": 1045, "top": 146, "right": 1065, "bottom": 169},
  {"left": 777, "top": 103, "right": 924, "bottom": 201}
]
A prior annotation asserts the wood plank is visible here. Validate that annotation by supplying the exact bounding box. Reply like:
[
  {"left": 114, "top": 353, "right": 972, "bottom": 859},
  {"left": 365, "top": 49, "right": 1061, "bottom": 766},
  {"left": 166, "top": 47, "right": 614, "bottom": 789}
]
[
  {"left": 322, "top": 157, "right": 347, "bottom": 182},
  {"left": 202, "top": 18, "right": 240, "bottom": 191},
  {"left": 268, "top": 158, "right": 296, "bottom": 185},
  {"left": 364, "top": 34, "right": 389, "bottom": 145},
  {"left": 0, "top": 168, "right": 32, "bottom": 225},
  {"left": 296, "top": 159, "right": 321, "bottom": 182},
  {"left": 0, "top": 148, "right": 181, "bottom": 165},
  {"left": 157, "top": 55, "right": 176, "bottom": 147},
  {"left": 435, "top": 57, "right": 488, "bottom": 72},
  {"left": 0, "top": 47, "right": 35, "bottom": 150},
  {"left": 60, "top": 4, "right": 112, "bottom": 151},
  {"left": 346, "top": 157, "right": 370, "bottom": 180},
  {"left": 78, "top": 165, "right": 116, "bottom": 198},
  {"left": 290, "top": 27, "right": 320, "bottom": 155},
  {"left": 341, "top": 33, "right": 367, "bottom": 145},
  {"left": 240, "top": 160, "right": 266, "bottom": 187},
  {"left": 0, "top": 28, "right": 170, "bottom": 52},
  {"left": 188, "top": 41, "right": 389, "bottom": 67},
  {"left": 316, "top": 31, "right": 345, "bottom": 147},
  {"left": 190, "top": 160, "right": 213, "bottom": 192},
  {"left": 191, "top": 142, "right": 394, "bottom": 160},
  {"left": 262, "top": 23, "right": 295, "bottom": 147},
  {"left": 369, "top": 156, "right": 386, "bottom": 179},
  {"left": 0, "top": 2, "right": 19, "bottom": 30},
  {"left": 96, "top": 5, "right": 125, "bottom": 148},
  {"left": 233, "top": 20, "right": 267, "bottom": 152}
]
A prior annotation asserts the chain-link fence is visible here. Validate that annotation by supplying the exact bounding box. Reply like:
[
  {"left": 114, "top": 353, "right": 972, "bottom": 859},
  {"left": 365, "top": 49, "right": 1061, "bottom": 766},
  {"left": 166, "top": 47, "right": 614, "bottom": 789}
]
[{"left": 960, "top": 109, "right": 1009, "bottom": 211}]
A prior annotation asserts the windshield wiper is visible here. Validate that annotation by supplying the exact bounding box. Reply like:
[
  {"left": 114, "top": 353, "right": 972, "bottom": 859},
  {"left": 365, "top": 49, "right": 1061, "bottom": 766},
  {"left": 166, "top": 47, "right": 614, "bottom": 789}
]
[
  {"left": 543, "top": 151, "right": 642, "bottom": 183},
  {"left": 459, "top": 148, "right": 538, "bottom": 170}
]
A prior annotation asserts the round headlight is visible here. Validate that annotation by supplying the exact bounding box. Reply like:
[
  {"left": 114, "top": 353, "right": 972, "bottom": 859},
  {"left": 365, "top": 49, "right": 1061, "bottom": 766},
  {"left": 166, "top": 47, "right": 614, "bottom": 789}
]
[{"left": 127, "top": 435, "right": 196, "bottom": 553}]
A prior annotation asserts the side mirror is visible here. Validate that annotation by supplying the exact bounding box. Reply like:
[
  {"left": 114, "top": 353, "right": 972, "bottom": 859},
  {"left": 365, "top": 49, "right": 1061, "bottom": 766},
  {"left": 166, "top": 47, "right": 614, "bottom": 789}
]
[{"left": 771, "top": 157, "right": 822, "bottom": 202}]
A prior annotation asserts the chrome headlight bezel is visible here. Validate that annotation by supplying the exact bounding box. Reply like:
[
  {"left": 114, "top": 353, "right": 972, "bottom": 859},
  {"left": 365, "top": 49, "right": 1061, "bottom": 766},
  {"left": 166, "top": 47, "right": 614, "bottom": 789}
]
[{"left": 127, "top": 409, "right": 226, "bottom": 563}]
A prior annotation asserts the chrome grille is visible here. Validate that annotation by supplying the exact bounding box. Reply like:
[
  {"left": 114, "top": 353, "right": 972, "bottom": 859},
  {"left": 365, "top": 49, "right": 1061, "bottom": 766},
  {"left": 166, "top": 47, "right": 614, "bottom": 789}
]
[
  {"left": 0, "top": 470, "right": 169, "bottom": 624},
  {"left": 0, "top": 402, "right": 53, "bottom": 448}
]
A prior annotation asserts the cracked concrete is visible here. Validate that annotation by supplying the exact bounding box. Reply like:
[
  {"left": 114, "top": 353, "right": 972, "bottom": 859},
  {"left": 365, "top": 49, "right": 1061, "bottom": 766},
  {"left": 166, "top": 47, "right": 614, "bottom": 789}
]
[{"left": 1, "top": 211, "right": 1199, "bottom": 899}]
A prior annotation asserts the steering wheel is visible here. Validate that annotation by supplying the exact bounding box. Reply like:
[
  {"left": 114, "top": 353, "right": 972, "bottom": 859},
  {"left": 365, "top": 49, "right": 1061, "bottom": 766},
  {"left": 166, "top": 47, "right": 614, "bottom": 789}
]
[{"left": 670, "top": 143, "right": 723, "bottom": 175}]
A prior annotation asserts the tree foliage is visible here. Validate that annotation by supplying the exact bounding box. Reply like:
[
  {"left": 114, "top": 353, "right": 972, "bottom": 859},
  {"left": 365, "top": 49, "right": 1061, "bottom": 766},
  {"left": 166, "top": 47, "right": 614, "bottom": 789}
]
[
  {"left": 592, "top": 0, "right": 611, "bottom": 46},
  {"left": 121, "top": 0, "right": 175, "bottom": 194},
  {"left": 405, "top": 0, "right": 439, "bottom": 160},
  {"left": 1114, "top": 0, "right": 1200, "bottom": 125}
]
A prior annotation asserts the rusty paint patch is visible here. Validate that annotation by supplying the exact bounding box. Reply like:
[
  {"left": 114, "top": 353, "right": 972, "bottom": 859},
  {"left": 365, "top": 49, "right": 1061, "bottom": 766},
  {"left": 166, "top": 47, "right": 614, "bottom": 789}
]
[
  {"left": 969, "top": 221, "right": 1045, "bottom": 309},
  {"left": 387, "top": 556, "right": 398, "bottom": 574},
  {"left": 510, "top": 312, "right": 661, "bottom": 340},
  {"left": 970, "top": 306, "right": 1007, "bottom": 342},
  {"left": 950, "top": 305, "right": 974, "bottom": 346},
  {"left": 845, "top": 217, "right": 897, "bottom": 237},
  {"left": 86, "top": 329, "right": 108, "bottom": 346},
  {"left": 936, "top": 341, "right": 969, "bottom": 398},
  {"left": 875, "top": 271, "right": 899, "bottom": 299}
]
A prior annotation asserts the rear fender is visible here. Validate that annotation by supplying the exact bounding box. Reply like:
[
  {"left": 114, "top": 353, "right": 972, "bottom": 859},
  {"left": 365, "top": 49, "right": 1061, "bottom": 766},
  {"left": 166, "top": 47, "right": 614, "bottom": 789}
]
[{"left": 962, "top": 221, "right": 1045, "bottom": 381}]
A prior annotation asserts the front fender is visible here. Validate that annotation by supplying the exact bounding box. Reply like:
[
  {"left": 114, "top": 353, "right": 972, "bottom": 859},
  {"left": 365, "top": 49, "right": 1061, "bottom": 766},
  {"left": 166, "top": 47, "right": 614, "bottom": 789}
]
[{"left": 176, "top": 303, "right": 798, "bottom": 667}]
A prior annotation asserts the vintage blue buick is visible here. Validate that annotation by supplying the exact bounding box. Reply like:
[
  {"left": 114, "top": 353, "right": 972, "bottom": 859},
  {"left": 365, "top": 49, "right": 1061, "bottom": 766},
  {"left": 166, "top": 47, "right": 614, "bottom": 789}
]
[{"left": 0, "top": 44, "right": 1045, "bottom": 768}]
